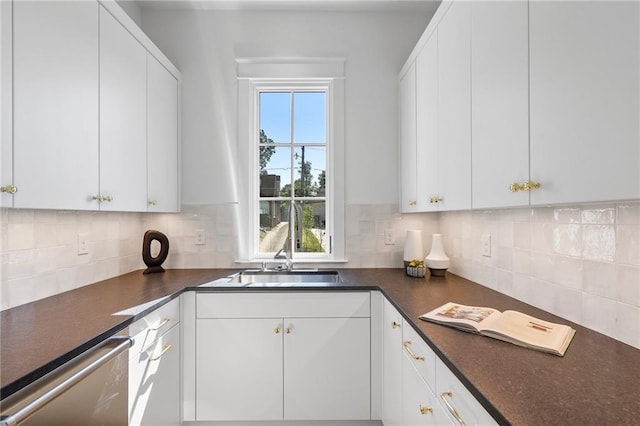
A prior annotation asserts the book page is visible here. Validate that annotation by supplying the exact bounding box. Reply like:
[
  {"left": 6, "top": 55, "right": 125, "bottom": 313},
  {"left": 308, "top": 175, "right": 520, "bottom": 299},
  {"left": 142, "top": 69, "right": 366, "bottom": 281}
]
[
  {"left": 419, "top": 302, "right": 502, "bottom": 332},
  {"left": 479, "top": 310, "right": 573, "bottom": 353}
]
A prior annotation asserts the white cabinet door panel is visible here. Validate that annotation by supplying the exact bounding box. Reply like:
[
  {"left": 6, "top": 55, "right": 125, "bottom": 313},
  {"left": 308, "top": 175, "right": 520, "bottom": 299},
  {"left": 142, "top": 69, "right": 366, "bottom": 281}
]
[
  {"left": 416, "top": 31, "right": 439, "bottom": 212},
  {"left": 129, "top": 324, "right": 180, "bottom": 426},
  {"left": 284, "top": 317, "right": 370, "bottom": 420},
  {"left": 196, "top": 318, "right": 284, "bottom": 421},
  {"left": 13, "top": 1, "right": 99, "bottom": 210},
  {"left": 530, "top": 0, "right": 640, "bottom": 204},
  {"left": 147, "top": 55, "right": 179, "bottom": 212},
  {"left": 399, "top": 62, "right": 418, "bottom": 213},
  {"left": 402, "top": 353, "right": 451, "bottom": 426},
  {"left": 437, "top": 0, "right": 471, "bottom": 211},
  {"left": 99, "top": 6, "right": 147, "bottom": 211},
  {"left": 382, "top": 299, "right": 403, "bottom": 426},
  {"left": 471, "top": 0, "right": 529, "bottom": 209}
]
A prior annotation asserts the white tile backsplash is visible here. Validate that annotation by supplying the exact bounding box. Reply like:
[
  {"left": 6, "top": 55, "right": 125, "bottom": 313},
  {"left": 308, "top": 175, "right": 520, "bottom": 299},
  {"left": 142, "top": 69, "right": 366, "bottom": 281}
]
[
  {"left": 441, "top": 201, "right": 640, "bottom": 349},
  {"left": 1, "top": 201, "right": 639, "bottom": 349}
]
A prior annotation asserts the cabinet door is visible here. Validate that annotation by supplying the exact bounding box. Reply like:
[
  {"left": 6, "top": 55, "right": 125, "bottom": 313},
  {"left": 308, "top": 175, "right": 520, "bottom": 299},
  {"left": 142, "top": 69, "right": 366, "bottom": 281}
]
[
  {"left": 382, "top": 299, "right": 403, "bottom": 426},
  {"left": 196, "top": 318, "right": 284, "bottom": 421},
  {"left": 435, "top": 358, "right": 497, "bottom": 426},
  {"left": 530, "top": 1, "right": 640, "bottom": 204},
  {"left": 399, "top": 61, "right": 418, "bottom": 213},
  {"left": 471, "top": 0, "right": 529, "bottom": 209},
  {"left": 437, "top": 0, "right": 471, "bottom": 211},
  {"left": 12, "top": 1, "right": 99, "bottom": 210},
  {"left": 99, "top": 6, "right": 147, "bottom": 212},
  {"left": 284, "top": 317, "right": 370, "bottom": 420},
  {"left": 147, "top": 54, "right": 179, "bottom": 213},
  {"left": 1, "top": 0, "right": 13, "bottom": 207},
  {"left": 416, "top": 31, "right": 440, "bottom": 212},
  {"left": 402, "top": 353, "right": 451, "bottom": 426},
  {"left": 129, "top": 325, "right": 180, "bottom": 426}
]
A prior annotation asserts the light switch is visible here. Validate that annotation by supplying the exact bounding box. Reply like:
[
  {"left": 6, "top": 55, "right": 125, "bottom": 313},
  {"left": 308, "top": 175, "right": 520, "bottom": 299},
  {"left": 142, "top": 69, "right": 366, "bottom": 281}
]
[{"left": 384, "top": 229, "right": 395, "bottom": 245}]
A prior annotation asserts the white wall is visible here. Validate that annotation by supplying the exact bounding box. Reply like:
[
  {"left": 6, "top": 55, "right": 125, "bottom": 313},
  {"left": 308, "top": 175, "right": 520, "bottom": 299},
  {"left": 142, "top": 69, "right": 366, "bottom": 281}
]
[{"left": 139, "top": 8, "right": 430, "bottom": 205}]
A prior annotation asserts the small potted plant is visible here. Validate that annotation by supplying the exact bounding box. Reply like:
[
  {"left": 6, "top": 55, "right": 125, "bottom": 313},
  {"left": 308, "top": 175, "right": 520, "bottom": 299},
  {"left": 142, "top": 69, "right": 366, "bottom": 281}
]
[{"left": 406, "top": 259, "right": 426, "bottom": 278}]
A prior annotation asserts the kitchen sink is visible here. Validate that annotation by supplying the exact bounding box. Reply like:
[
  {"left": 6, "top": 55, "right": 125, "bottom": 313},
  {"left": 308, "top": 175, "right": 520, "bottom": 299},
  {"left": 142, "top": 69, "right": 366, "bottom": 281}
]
[{"left": 233, "top": 269, "right": 341, "bottom": 285}]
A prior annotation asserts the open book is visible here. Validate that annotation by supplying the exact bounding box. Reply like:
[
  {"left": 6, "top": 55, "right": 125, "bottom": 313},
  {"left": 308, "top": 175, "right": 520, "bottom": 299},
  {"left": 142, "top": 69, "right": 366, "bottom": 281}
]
[{"left": 419, "top": 302, "right": 576, "bottom": 356}]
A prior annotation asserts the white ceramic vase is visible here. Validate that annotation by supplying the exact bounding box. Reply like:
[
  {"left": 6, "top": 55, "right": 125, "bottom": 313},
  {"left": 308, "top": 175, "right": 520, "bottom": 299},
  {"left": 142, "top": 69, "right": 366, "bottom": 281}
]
[
  {"left": 425, "top": 234, "right": 450, "bottom": 277},
  {"left": 403, "top": 230, "right": 424, "bottom": 268}
]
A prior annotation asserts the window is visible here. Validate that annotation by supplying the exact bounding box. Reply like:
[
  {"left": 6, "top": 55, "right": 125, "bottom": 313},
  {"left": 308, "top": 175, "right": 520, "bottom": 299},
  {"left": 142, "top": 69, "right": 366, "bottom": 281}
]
[
  {"left": 258, "top": 90, "right": 328, "bottom": 256},
  {"left": 236, "top": 58, "right": 345, "bottom": 262}
]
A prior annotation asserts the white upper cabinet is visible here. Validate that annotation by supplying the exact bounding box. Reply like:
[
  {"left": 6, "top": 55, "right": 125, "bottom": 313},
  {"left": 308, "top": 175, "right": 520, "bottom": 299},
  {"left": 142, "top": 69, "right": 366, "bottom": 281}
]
[
  {"left": 415, "top": 30, "right": 439, "bottom": 212},
  {"left": 1, "top": 1, "right": 14, "bottom": 207},
  {"left": 399, "top": 61, "right": 418, "bottom": 213},
  {"left": 99, "top": 6, "right": 147, "bottom": 212},
  {"left": 529, "top": 0, "right": 640, "bottom": 205},
  {"left": 436, "top": 0, "right": 471, "bottom": 211},
  {"left": 471, "top": 0, "right": 530, "bottom": 209},
  {"left": 12, "top": 1, "right": 99, "bottom": 210},
  {"left": 147, "top": 55, "right": 179, "bottom": 213}
]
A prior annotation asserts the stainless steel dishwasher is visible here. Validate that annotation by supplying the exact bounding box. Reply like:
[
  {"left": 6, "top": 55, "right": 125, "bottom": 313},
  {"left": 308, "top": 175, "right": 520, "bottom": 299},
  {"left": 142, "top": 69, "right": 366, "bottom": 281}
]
[{"left": 0, "top": 335, "right": 132, "bottom": 426}]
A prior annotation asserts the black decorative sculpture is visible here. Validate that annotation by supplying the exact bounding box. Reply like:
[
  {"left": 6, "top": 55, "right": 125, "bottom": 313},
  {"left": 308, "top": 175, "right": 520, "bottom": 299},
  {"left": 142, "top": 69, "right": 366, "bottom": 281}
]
[{"left": 142, "top": 230, "right": 169, "bottom": 274}]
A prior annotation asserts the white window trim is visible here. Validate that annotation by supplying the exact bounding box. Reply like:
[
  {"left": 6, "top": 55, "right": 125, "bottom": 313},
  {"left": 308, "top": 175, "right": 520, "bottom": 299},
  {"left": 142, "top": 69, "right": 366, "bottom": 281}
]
[{"left": 236, "top": 58, "right": 346, "bottom": 263}]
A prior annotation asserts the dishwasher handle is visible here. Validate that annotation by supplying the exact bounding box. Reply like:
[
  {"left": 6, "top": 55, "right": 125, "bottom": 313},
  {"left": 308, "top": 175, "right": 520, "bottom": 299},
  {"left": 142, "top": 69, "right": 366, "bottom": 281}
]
[{"left": 0, "top": 336, "right": 133, "bottom": 426}]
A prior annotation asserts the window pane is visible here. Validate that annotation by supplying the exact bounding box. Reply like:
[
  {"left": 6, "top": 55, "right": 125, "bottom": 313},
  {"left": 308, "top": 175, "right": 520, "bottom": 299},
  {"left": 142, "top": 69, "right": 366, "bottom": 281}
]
[
  {"left": 299, "top": 200, "right": 326, "bottom": 253},
  {"left": 294, "top": 92, "right": 325, "bottom": 143},
  {"left": 294, "top": 146, "right": 326, "bottom": 198},
  {"left": 259, "top": 200, "right": 290, "bottom": 253},
  {"left": 260, "top": 92, "right": 291, "bottom": 143},
  {"left": 260, "top": 146, "right": 291, "bottom": 196}
]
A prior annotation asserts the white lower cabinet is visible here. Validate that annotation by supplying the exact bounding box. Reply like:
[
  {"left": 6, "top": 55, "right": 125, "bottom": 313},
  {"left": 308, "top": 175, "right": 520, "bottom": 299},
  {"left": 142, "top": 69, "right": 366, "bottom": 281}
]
[
  {"left": 382, "top": 297, "right": 496, "bottom": 426},
  {"left": 194, "top": 292, "right": 371, "bottom": 422},
  {"left": 128, "top": 298, "right": 181, "bottom": 426},
  {"left": 402, "top": 353, "right": 450, "bottom": 425}
]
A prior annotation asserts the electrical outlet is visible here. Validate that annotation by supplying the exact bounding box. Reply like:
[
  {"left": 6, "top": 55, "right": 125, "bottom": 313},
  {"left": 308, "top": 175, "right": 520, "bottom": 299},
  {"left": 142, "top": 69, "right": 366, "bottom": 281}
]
[
  {"left": 195, "top": 229, "right": 206, "bottom": 245},
  {"left": 482, "top": 234, "right": 491, "bottom": 257},
  {"left": 384, "top": 229, "right": 395, "bottom": 245},
  {"left": 77, "top": 233, "right": 89, "bottom": 256}
]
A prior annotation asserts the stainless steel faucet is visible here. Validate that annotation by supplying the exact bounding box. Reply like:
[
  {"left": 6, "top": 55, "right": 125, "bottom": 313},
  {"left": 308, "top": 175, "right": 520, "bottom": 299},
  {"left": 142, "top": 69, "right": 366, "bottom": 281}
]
[{"left": 274, "top": 201, "right": 303, "bottom": 271}]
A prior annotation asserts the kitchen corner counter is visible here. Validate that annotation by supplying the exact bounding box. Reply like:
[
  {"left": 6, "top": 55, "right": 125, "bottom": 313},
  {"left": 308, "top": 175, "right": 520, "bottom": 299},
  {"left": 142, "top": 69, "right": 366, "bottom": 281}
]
[{"left": 1, "top": 268, "right": 639, "bottom": 425}]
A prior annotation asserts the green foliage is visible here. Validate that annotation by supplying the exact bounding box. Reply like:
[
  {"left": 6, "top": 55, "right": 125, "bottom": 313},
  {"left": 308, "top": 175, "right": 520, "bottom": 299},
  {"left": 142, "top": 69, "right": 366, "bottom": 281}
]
[
  {"left": 259, "top": 129, "right": 275, "bottom": 175},
  {"left": 302, "top": 228, "right": 324, "bottom": 252}
]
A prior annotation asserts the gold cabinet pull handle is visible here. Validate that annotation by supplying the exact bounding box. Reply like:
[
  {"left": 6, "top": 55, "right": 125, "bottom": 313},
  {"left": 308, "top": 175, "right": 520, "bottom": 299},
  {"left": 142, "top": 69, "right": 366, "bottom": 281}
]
[
  {"left": 149, "top": 318, "right": 170, "bottom": 331},
  {"left": 391, "top": 321, "right": 401, "bottom": 329},
  {"left": 148, "top": 199, "right": 158, "bottom": 206},
  {"left": 510, "top": 180, "right": 541, "bottom": 192},
  {"left": 150, "top": 344, "right": 172, "bottom": 361},
  {"left": 419, "top": 404, "right": 433, "bottom": 415},
  {"left": 440, "top": 391, "right": 467, "bottom": 426},
  {"left": 429, "top": 196, "right": 442, "bottom": 204},
  {"left": 274, "top": 327, "right": 281, "bottom": 334},
  {"left": 92, "top": 195, "right": 113, "bottom": 203},
  {"left": 403, "top": 340, "right": 425, "bottom": 361},
  {"left": 408, "top": 199, "right": 417, "bottom": 206},
  {"left": 1, "top": 185, "right": 17, "bottom": 194}
]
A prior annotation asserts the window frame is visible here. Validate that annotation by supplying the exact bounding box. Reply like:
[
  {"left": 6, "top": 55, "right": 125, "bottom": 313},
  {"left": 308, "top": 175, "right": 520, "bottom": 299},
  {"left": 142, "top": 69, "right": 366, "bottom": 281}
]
[{"left": 236, "top": 58, "right": 345, "bottom": 263}]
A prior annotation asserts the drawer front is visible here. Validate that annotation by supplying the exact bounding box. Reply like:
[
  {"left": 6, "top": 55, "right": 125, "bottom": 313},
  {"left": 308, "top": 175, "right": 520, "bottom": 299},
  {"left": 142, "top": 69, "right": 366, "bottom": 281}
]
[
  {"left": 130, "top": 298, "right": 180, "bottom": 356},
  {"left": 197, "top": 292, "right": 371, "bottom": 318},
  {"left": 436, "top": 358, "right": 497, "bottom": 426},
  {"left": 402, "top": 323, "right": 436, "bottom": 391},
  {"left": 402, "top": 352, "right": 453, "bottom": 425}
]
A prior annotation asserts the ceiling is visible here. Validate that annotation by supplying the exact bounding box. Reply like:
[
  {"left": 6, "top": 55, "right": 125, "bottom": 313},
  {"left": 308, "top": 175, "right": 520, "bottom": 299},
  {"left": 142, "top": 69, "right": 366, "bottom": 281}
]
[{"left": 130, "top": 0, "right": 442, "bottom": 12}]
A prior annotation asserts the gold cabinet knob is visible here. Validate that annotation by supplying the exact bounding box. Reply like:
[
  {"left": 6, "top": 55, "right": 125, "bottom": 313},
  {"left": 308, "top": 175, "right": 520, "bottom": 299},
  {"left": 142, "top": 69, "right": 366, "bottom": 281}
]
[
  {"left": 429, "top": 196, "right": 442, "bottom": 204},
  {"left": 1, "top": 185, "right": 18, "bottom": 194},
  {"left": 274, "top": 327, "right": 281, "bottom": 334},
  {"left": 419, "top": 404, "right": 433, "bottom": 415},
  {"left": 391, "top": 321, "right": 401, "bottom": 329},
  {"left": 286, "top": 327, "right": 292, "bottom": 334},
  {"left": 408, "top": 199, "right": 417, "bottom": 206},
  {"left": 148, "top": 199, "right": 158, "bottom": 206}
]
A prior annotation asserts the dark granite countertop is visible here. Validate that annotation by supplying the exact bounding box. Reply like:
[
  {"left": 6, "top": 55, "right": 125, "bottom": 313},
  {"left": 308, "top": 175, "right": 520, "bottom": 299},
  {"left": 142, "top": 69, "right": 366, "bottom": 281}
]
[{"left": 1, "top": 268, "right": 639, "bottom": 425}]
